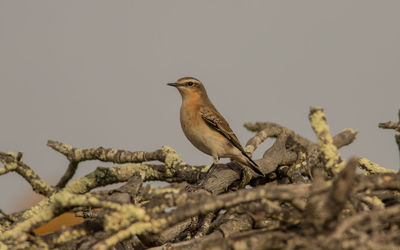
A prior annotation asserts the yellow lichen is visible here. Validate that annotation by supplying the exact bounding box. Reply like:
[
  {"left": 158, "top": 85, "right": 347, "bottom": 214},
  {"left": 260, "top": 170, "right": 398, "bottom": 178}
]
[
  {"left": 162, "top": 145, "right": 183, "bottom": 168},
  {"left": 55, "top": 228, "right": 88, "bottom": 245},
  {"left": 6, "top": 152, "right": 17, "bottom": 157},
  {"left": 153, "top": 188, "right": 181, "bottom": 195},
  {"left": 104, "top": 204, "right": 148, "bottom": 232},
  {"left": 309, "top": 107, "right": 346, "bottom": 174},
  {"left": 362, "top": 196, "right": 385, "bottom": 209},
  {"left": 0, "top": 242, "right": 9, "bottom": 250},
  {"left": 358, "top": 158, "right": 396, "bottom": 174},
  {"left": 201, "top": 165, "right": 211, "bottom": 172}
]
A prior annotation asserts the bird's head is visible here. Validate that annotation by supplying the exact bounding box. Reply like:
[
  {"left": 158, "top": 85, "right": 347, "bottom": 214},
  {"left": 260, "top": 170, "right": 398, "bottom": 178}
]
[{"left": 167, "top": 77, "right": 208, "bottom": 100}]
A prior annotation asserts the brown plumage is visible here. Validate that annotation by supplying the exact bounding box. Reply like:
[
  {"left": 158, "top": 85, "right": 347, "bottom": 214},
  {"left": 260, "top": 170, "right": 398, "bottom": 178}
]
[{"left": 167, "top": 77, "right": 264, "bottom": 176}]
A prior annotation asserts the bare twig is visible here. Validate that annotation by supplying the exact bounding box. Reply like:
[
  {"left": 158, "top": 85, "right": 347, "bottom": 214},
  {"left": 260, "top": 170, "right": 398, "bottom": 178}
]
[{"left": 379, "top": 120, "right": 400, "bottom": 131}]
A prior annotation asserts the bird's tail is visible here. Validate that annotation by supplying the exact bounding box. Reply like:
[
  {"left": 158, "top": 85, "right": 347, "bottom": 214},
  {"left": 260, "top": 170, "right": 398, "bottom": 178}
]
[{"left": 235, "top": 153, "right": 264, "bottom": 176}]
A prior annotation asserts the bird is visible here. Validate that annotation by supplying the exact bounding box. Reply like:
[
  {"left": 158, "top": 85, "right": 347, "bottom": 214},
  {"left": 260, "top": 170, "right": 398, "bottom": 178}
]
[{"left": 167, "top": 77, "right": 264, "bottom": 176}]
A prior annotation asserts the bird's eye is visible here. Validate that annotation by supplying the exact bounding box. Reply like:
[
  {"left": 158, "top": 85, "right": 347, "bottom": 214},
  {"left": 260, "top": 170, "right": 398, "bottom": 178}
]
[{"left": 186, "top": 81, "right": 194, "bottom": 87}]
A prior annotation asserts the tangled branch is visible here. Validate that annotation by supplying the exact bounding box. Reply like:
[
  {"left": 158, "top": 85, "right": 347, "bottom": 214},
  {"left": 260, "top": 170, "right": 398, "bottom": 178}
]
[{"left": 1, "top": 107, "right": 399, "bottom": 250}]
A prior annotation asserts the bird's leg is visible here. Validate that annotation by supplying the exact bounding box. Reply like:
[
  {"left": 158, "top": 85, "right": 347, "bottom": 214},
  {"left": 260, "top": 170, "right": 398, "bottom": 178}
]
[
  {"left": 206, "top": 155, "right": 220, "bottom": 176},
  {"left": 212, "top": 155, "right": 219, "bottom": 166}
]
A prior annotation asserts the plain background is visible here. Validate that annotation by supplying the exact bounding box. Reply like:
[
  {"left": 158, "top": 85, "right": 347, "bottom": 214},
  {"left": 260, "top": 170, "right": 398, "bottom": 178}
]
[{"left": 1, "top": 1, "right": 399, "bottom": 213}]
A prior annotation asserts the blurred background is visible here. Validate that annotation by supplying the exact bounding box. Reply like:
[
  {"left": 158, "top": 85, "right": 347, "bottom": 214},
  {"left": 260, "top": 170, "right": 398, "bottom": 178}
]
[{"left": 1, "top": 1, "right": 399, "bottom": 213}]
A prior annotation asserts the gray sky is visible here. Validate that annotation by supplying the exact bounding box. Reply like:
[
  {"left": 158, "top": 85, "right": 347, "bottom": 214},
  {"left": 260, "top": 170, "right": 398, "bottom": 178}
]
[{"left": 1, "top": 1, "right": 399, "bottom": 213}]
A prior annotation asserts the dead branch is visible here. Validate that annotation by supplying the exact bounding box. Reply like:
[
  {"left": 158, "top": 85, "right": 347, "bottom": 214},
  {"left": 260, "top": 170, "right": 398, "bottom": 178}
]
[
  {"left": 0, "top": 152, "right": 56, "bottom": 196},
  {"left": 1, "top": 109, "right": 400, "bottom": 250}
]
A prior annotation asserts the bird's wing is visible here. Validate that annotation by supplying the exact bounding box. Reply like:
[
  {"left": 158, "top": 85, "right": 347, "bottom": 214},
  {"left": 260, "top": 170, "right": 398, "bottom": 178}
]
[
  {"left": 201, "top": 106, "right": 264, "bottom": 176},
  {"left": 200, "top": 106, "right": 244, "bottom": 152}
]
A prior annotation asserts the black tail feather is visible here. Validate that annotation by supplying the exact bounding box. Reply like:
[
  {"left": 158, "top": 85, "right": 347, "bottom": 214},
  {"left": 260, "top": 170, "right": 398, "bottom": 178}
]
[{"left": 242, "top": 152, "right": 264, "bottom": 176}]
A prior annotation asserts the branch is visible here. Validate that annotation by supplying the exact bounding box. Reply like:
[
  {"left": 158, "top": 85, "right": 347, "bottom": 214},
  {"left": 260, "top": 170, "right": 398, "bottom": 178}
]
[
  {"left": 48, "top": 140, "right": 186, "bottom": 188},
  {"left": 0, "top": 152, "right": 56, "bottom": 196},
  {"left": 4, "top": 108, "right": 400, "bottom": 249},
  {"left": 306, "top": 158, "right": 358, "bottom": 231},
  {"left": 0, "top": 189, "right": 149, "bottom": 242},
  {"left": 256, "top": 131, "right": 297, "bottom": 175},
  {"left": 157, "top": 183, "right": 310, "bottom": 233},
  {"left": 378, "top": 109, "right": 400, "bottom": 132},
  {"left": 329, "top": 204, "right": 400, "bottom": 242},
  {"left": 358, "top": 158, "right": 397, "bottom": 174},
  {"left": 244, "top": 122, "right": 358, "bottom": 151},
  {"left": 47, "top": 140, "right": 177, "bottom": 164},
  {"left": 354, "top": 172, "right": 400, "bottom": 192},
  {"left": 244, "top": 121, "right": 358, "bottom": 179},
  {"left": 332, "top": 128, "right": 359, "bottom": 148},
  {"left": 309, "top": 107, "right": 346, "bottom": 175}
]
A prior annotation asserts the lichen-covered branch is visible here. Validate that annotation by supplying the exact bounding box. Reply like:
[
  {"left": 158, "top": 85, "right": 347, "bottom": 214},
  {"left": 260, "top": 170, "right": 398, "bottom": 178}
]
[
  {"left": 47, "top": 140, "right": 179, "bottom": 165},
  {"left": 48, "top": 140, "right": 186, "bottom": 188},
  {"left": 157, "top": 183, "right": 310, "bottom": 232},
  {"left": 0, "top": 190, "right": 148, "bottom": 242},
  {"left": 358, "top": 157, "right": 397, "bottom": 174},
  {"left": 244, "top": 122, "right": 358, "bottom": 151},
  {"left": 309, "top": 107, "right": 346, "bottom": 175},
  {"left": 0, "top": 152, "right": 56, "bottom": 196},
  {"left": 2, "top": 108, "right": 400, "bottom": 250},
  {"left": 244, "top": 120, "right": 358, "bottom": 180}
]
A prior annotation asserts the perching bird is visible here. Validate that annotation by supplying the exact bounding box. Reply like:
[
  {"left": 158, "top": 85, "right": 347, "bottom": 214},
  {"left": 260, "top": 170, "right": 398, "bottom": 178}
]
[{"left": 167, "top": 77, "right": 264, "bottom": 176}]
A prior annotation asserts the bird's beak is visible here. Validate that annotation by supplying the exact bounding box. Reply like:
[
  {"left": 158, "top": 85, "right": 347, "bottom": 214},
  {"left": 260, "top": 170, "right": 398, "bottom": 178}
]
[{"left": 167, "top": 82, "right": 179, "bottom": 87}]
